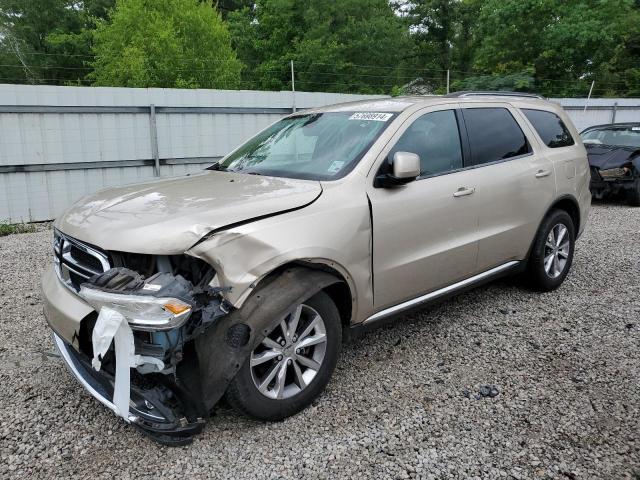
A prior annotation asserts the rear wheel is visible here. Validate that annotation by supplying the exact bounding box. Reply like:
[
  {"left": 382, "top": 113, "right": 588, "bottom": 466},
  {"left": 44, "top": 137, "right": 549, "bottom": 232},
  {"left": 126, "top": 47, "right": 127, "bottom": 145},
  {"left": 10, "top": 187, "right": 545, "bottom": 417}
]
[
  {"left": 526, "top": 209, "right": 575, "bottom": 291},
  {"left": 225, "top": 290, "right": 341, "bottom": 421}
]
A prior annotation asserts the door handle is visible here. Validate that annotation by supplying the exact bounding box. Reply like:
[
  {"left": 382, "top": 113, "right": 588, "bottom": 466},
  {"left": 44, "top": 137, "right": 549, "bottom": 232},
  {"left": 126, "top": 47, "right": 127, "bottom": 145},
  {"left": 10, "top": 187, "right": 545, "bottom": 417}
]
[
  {"left": 535, "top": 169, "right": 551, "bottom": 178},
  {"left": 453, "top": 186, "right": 475, "bottom": 197}
]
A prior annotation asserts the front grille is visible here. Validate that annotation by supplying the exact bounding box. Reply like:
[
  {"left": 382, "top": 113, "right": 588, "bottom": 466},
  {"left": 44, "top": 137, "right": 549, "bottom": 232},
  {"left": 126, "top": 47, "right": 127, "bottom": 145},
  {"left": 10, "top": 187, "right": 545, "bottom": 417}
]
[
  {"left": 54, "top": 230, "right": 110, "bottom": 291},
  {"left": 69, "top": 245, "right": 104, "bottom": 273}
]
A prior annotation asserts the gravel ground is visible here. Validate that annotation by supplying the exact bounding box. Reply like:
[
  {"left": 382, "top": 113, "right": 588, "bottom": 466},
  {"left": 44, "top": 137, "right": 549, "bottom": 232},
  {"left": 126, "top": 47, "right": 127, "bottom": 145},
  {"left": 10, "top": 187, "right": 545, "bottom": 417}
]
[{"left": 0, "top": 203, "right": 638, "bottom": 479}]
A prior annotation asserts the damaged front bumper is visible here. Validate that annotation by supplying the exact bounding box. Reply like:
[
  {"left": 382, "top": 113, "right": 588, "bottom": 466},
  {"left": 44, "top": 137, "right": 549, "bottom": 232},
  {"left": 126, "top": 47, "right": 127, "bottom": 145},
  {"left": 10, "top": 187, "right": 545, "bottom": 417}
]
[
  {"left": 42, "top": 265, "right": 213, "bottom": 445},
  {"left": 590, "top": 167, "right": 637, "bottom": 198},
  {"left": 42, "top": 249, "right": 344, "bottom": 445},
  {"left": 52, "top": 333, "right": 206, "bottom": 445}
]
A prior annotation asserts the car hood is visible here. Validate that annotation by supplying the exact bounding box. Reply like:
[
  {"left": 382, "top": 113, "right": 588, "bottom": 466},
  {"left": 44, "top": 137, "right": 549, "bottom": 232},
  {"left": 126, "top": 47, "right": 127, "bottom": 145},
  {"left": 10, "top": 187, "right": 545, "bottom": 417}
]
[
  {"left": 585, "top": 144, "right": 640, "bottom": 170},
  {"left": 55, "top": 171, "right": 322, "bottom": 254}
]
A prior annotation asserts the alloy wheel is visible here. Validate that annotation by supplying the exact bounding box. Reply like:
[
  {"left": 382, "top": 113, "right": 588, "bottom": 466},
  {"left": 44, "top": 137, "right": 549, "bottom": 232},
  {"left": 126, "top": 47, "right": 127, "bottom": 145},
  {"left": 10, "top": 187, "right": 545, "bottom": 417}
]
[
  {"left": 250, "top": 304, "right": 327, "bottom": 400},
  {"left": 544, "top": 223, "right": 570, "bottom": 278}
]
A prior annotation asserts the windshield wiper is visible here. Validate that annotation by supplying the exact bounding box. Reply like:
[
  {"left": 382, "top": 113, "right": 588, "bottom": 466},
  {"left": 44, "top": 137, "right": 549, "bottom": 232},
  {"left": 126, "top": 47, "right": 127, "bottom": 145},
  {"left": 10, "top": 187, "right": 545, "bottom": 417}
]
[{"left": 208, "top": 161, "right": 230, "bottom": 172}]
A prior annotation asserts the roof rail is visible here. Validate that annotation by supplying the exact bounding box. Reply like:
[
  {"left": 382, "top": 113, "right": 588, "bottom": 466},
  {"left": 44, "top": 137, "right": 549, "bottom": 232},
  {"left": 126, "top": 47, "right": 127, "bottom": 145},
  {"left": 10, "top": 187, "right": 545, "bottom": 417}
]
[{"left": 445, "top": 91, "right": 545, "bottom": 100}]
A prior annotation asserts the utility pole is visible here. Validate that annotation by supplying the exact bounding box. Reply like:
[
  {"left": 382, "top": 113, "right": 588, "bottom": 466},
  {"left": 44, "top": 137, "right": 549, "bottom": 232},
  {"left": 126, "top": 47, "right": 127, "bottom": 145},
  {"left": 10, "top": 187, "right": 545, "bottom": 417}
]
[
  {"left": 290, "top": 60, "right": 296, "bottom": 113},
  {"left": 149, "top": 104, "right": 160, "bottom": 177},
  {"left": 446, "top": 70, "right": 450, "bottom": 95},
  {"left": 584, "top": 80, "right": 595, "bottom": 112}
]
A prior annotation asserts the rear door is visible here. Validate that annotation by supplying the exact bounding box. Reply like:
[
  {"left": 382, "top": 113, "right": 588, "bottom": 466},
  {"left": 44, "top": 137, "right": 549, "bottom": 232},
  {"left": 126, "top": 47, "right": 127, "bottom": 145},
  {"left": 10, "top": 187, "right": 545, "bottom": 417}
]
[
  {"left": 367, "top": 105, "right": 479, "bottom": 310},
  {"left": 521, "top": 108, "right": 588, "bottom": 231},
  {"left": 460, "top": 104, "right": 556, "bottom": 272}
]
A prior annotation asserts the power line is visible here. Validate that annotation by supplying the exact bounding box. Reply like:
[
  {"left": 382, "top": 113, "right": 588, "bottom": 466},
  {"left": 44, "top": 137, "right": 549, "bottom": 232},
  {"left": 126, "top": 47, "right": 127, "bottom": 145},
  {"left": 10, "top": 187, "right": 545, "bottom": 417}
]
[
  {"left": 2, "top": 63, "right": 631, "bottom": 89},
  {"left": 3, "top": 51, "right": 639, "bottom": 89},
  {"left": 1, "top": 60, "right": 638, "bottom": 93},
  {"left": 0, "top": 76, "right": 634, "bottom": 97}
]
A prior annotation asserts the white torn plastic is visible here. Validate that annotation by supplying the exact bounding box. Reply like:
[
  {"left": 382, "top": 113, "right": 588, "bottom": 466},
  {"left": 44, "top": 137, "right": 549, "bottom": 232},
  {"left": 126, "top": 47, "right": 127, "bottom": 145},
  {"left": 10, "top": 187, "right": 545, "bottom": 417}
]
[{"left": 91, "top": 307, "right": 164, "bottom": 420}]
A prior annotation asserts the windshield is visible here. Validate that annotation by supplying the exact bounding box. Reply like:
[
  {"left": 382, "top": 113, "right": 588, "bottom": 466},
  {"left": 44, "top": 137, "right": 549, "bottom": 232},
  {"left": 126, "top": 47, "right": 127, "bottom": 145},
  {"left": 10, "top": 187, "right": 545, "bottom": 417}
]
[
  {"left": 216, "top": 112, "right": 395, "bottom": 180},
  {"left": 581, "top": 125, "right": 640, "bottom": 148}
]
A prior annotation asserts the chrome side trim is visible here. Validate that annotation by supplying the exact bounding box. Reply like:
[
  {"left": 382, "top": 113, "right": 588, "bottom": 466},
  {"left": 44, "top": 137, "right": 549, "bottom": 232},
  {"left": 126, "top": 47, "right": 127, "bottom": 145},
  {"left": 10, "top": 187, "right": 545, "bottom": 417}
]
[
  {"left": 52, "top": 333, "right": 138, "bottom": 424},
  {"left": 364, "top": 261, "right": 521, "bottom": 325}
]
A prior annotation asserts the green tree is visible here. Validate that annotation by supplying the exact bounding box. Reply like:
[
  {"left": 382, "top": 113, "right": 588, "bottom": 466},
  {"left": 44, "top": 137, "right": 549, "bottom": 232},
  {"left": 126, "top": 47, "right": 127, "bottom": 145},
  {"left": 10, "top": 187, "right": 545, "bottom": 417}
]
[
  {"left": 389, "top": 0, "right": 482, "bottom": 94},
  {"left": 227, "top": 0, "right": 303, "bottom": 90},
  {"left": 450, "top": 70, "right": 536, "bottom": 93},
  {"left": 215, "top": 0, "right": 254, "bottom": 18},
  {"left": 472, "top": 0, "right": 640, "bottom": 97},
  {"left": 0, "top": 0, "right": 112, "bottom": 84},
  {"left": 90, "top": 0, "right": 242, "bottom": 88},
  {"left": 228, "top": 0, "right": 410, "bottom": 94}
]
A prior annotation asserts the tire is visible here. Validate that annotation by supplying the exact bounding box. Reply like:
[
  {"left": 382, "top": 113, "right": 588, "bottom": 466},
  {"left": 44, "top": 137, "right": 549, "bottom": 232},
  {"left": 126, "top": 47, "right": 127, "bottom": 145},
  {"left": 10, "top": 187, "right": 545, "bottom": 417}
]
[
  {"left": 526, "top": 209, "right": 575, "bottom": 291},
  {"left": 225, "top": 290, "right": 341, "bottom": 421},
  {"left": 627, "top": 178, "right": 640, "bottom": 207}
]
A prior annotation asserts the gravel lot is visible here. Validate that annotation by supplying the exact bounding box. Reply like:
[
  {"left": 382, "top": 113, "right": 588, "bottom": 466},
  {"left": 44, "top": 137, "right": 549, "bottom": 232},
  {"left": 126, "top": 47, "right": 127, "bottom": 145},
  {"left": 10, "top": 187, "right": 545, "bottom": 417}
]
[{"left": 1, "top": 203, "right": 638, "bottom": 479}]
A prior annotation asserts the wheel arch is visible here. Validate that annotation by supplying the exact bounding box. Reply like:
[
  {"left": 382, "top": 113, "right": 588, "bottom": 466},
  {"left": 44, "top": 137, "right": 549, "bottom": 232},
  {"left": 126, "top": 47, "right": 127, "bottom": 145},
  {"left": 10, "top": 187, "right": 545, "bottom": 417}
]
[
  {"left": 256, "top": 260, "right": 355, "bottom": 329},
  {"left": 547, "top": 195, "right": 581, "bottom": 233},
  {"left": 524, "top": 195, "right": 581, "bottom": 265},
  {"left": 195, "top": 266, "right": 347, "bottom": 411}
]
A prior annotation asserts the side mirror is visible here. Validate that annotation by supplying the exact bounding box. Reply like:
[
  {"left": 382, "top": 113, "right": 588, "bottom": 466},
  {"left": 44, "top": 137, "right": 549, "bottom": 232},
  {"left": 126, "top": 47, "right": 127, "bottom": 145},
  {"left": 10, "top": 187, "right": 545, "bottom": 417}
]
[
  {"left": 392, "top": 151, "right": 421, "bottom": 179},
  {"left": 374, "top": 151, "right": 421, "bottom": 188}
]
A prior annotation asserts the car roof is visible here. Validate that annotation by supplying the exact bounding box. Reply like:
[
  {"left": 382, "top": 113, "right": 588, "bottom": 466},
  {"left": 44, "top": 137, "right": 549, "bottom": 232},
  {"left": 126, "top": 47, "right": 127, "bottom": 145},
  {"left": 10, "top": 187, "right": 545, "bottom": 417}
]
[{"left": 303, "top": 94, "right": 560, "bottom": 115}]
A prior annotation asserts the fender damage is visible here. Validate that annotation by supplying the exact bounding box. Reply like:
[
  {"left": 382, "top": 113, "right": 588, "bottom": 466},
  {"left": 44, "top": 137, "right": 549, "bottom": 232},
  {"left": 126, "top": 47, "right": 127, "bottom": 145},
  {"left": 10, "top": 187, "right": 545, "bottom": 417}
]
[
  {"left": 49, "top": 261, "right": 343, "bottom": 445},
  {"left": 43, "top": 168, "right": 371, "bottom": 445}
]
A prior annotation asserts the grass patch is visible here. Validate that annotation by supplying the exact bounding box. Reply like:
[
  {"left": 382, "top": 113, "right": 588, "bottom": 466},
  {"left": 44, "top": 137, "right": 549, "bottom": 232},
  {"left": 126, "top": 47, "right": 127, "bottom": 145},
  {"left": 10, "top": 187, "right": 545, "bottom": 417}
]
[{"left": 0, "top": 222, "right": 37, "bottom": 237}]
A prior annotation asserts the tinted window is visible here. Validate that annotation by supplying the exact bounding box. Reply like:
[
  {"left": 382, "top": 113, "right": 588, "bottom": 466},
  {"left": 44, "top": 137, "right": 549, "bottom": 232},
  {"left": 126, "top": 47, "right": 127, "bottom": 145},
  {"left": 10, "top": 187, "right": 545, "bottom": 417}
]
[
  {"left": 462, "top": 108, "right": 531, "bottom": 166},
  {"left": 523, "top": 109, "right": 575, "bottom": 148},
  {"left": 389, "top": 110, "right": 463, "bottom": 176}
]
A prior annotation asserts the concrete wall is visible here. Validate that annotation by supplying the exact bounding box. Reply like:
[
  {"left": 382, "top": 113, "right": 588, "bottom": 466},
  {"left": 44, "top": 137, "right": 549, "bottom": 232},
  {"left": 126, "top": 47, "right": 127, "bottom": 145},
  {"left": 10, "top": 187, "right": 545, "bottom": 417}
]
[
  {"left": 552, "top": 98, "right": 640, "bottom": 131},
  {"left": 0, "top": 84, "right": 637, "bottom": 222}
]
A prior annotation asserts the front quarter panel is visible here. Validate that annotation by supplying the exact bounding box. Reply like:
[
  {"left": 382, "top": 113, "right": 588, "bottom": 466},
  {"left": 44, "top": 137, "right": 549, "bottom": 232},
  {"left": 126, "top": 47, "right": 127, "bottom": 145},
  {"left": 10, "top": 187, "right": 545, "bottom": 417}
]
[{"left": 186, "top": 182, "right": 373, "bottom": 324}]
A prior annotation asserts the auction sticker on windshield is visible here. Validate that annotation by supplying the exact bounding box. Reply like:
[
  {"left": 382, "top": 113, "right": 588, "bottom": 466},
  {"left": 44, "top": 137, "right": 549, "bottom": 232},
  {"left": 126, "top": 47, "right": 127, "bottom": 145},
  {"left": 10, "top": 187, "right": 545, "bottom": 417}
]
[
  {"left": 349, "top": 112, "right": 393, "bottom": 122},
  {"left": 327, "top": 160, "right": 345, "bottom": 173}
]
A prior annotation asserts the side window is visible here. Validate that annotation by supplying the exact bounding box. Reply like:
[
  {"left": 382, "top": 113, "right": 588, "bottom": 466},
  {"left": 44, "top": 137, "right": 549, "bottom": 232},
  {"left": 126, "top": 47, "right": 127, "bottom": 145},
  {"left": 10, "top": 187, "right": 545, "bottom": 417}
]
[
  {"left": 389, "top": 110, "right": 463, "bottom": 177},
  {"left": 462, "top": 108, "right": 531, "bottom": 166},
  {"left": 522, "top": 109, "right": 575, "bottom": 148}
]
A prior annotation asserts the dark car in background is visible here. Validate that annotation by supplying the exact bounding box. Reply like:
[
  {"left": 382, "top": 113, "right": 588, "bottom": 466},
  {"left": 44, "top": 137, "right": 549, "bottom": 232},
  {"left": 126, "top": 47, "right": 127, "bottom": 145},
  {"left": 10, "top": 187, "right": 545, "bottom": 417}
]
[{"left": 581, "top": 123, "right": 640, "bottom": 205}]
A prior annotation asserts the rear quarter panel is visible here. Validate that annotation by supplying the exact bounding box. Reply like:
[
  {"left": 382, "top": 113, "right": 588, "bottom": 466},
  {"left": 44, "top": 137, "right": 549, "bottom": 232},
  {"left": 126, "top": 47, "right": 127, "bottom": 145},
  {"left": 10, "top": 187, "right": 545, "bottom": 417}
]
[{"left": 553, "top": 107, "right": 591, "bottom": 236}]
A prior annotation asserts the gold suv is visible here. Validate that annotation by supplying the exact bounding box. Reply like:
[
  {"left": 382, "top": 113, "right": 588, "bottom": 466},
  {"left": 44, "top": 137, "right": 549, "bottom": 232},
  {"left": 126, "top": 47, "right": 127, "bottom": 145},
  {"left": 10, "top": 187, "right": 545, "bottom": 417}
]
[{"left": 42, "top": 92, "right": 591, "bottom": 445}]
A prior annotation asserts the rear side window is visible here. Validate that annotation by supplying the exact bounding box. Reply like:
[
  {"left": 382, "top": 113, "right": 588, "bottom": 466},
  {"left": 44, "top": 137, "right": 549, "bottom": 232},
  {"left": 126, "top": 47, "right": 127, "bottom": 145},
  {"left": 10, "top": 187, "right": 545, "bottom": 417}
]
[
  {"left": 522, "top": 109, "right": 575, "bottom": 148},
  {"left": 462, "top": 108, "right": 531, "bottom": 166}
]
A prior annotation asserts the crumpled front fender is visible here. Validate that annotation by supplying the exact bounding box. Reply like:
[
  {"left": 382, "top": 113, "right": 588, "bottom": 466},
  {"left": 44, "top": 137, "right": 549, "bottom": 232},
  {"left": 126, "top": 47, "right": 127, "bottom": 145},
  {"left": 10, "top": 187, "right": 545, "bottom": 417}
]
[
  {"left": 195, "top": 267, "right": 342, "bottom": 410},
  {"left": 185, "top": 191, "right": 373, "bottom": 320}
]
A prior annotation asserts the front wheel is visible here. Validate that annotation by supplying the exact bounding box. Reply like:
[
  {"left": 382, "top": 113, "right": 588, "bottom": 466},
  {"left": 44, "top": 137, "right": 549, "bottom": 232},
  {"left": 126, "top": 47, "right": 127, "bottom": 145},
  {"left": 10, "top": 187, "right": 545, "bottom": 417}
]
[
  {"left": 526, "top": 209, "right": 575, "bottom": 291},
  {"left": 627, "top": 178, "right": 640, "bottom": 207},
  {"left": 225, "top": 290, "right": 341, "bottom": 421}
]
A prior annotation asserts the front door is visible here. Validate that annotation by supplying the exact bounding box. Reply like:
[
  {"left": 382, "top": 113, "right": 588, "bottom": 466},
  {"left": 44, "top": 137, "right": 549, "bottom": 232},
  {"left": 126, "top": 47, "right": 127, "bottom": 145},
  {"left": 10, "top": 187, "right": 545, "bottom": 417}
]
[{"left": 367, "top": 107, "right": 479, "bottom": 311}]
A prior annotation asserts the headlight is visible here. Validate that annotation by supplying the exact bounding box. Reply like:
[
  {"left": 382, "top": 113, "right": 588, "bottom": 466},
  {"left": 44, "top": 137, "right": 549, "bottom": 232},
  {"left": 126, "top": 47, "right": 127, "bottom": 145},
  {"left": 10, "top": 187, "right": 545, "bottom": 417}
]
[
  {"left": 79, "top": 286, "right": 192, "bottom": 331},
  {"left": 599, "top": 167, "right": 630, "bottom": 179}
]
